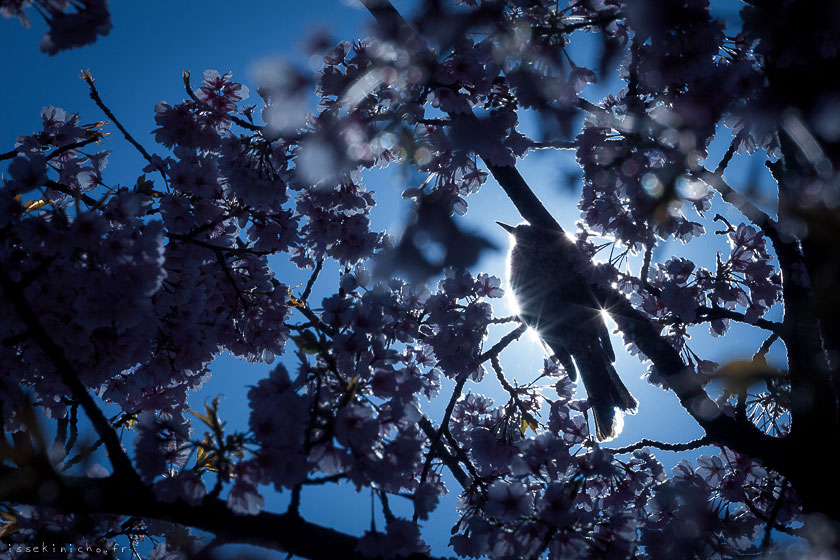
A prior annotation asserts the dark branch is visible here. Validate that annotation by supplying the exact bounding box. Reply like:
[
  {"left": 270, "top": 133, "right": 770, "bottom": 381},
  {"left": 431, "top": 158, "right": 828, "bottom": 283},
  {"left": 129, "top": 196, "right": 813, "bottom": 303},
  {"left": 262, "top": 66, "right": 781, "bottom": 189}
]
[
  {"left": 715, "top": 134, "right": 740, "bottom": 175},
  {"left": 762, "top": 479, "right": 790, "bottom": 550},
  {"left": 640, "top": 243, "right": 653, "bottom": 289},
  {"left": 0, "top": 148, "right": 19, "bottom": 161},
  {"left": 420, "top": 323, "right": 527, "bottom": 486},
  {"left": 418, "top": 417, "right": 470, "bottom": 489},
  {"left": 0, "top": 268, "right": 142, "bottom": 486},
  {"left": 478, "top": 323, "right": 528, "bottom": 363},
  {"left": 45, "top": 179, "right": 101, "bottom": 208},
  {"left": 419, "top": 369, "right": 471, "bottom": 486},
  {"left": 489, "top": 315, "right": 519, "bottom": 324},
  {"left": 491, "top": 354, "right": 539, "bottom": 428},
  {"left": 742, "top": 485, "right": 800, "bottom": 538},
  {"left": 528, "top": 140, "right": 577, "bottom": 151},
  {"left": 301, "top": 259, "right": 324, "bottom": 302},
  {"left": 695, "top": 169, "right": 782, "bottom": 247},
  {"left": 45, "top": 136, "right": 102, "bottom": 161},
  {"left": 167, "top": 233, "right": 270, "bottom": 257},
  {"left": 182, "top": 70, "right": 263, "bottom": 133},
  {"left": 754, "top": 333, "right": 780, "bottom": 362},
  {"left": 695, "top": 306, "right": 783, "bottom": 335},
  {"left": 0, "top": 465, "right": 451, "bottom": 560},
  {"left": 81, "top": 71, "right": 156, "bottom": 167},
  {"left": 609, "top": 435, "right": 713, "bottom": 455}
]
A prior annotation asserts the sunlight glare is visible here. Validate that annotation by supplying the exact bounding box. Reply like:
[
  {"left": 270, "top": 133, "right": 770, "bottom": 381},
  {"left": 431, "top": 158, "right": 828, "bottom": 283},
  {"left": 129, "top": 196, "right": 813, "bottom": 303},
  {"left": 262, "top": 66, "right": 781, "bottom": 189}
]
[
  {"left": 600, "top": 307, "right": 615, "bottom": 328},
  {"left": 526, "top": 326, "right": 544, "bottom": 347}
]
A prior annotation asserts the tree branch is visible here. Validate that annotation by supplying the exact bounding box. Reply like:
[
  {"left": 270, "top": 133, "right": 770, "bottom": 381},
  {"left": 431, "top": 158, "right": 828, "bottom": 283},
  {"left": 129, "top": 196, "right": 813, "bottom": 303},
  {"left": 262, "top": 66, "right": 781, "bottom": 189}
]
[
  {"left": 598, "top": 288, "right": 787, "bottom": 468},
  {"left": 0, "top": 147, "right": 19, "bottom": 161},
  {"left": 714, "top": 134, "right": 740, "bottom": 175},
  {"left": 491, "top": 354, "right": 539, "bottom": 428},
  {"left": 0, "top": 465, "right": 452, "bottom": 560},
  {"left": 695, "top": 306, "right": 783, "bottom": 335},
  {"left": 419, "top": 369, "right": 471, "bottom": 486},
  {"left": 418, "top": 325, "right": 527, "bottom": 486},
  {"left": 81, "top": 71, "right": 156, "bottom": 167},
  {"left": 167, "top": 233, "right": 270, "bottom": 257},
  {"left": 609, "top": 435, "right": 712, "bottom": 455},
  {"left": 182, "top": 70, "right": 263, "bottom": 133},
  {"left": 478, "top": 323, "right": 528, "bottom": 363},
  {"left": 418, "top": 417, "right": 470, "bottom": 489},
  {"left": 489, "top": 315, "right": 519, "bottom": 324},
  {"left": 762, "top": 479, "right": 790, "bottom": 550},
  {"left": 0, "top": 268, "right": 142, "bottom": 487},
  {"left": 528, "top": 140, "right": 577, "bottom": 151},
  {"left": 45, "top": 136, "right": 103, "bottom": 161},
  {"left": 695, "top": 169, "right": 783, "bottom": 247},
  {"left": 640, "top": 243, "right": 653, "bottom": 289},
  {"left": 740, "top": 483, "right": 799, "bottom": 538},
  {"left": 301, "top": 258, "right": 324, "bottom": 302},
  {"left": 45, "top": 179, "right": 101, "bottom": 208}
]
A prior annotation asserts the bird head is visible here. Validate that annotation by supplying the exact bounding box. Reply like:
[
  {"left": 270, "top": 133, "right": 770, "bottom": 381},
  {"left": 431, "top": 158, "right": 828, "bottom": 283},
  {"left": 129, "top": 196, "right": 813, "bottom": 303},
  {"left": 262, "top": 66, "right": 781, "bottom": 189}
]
[
  {"left": 496, "top": 221, "right": 516, "bottom": 234},
  {"left": 497, "top": 221, "right": 561, "bottom": 250}
]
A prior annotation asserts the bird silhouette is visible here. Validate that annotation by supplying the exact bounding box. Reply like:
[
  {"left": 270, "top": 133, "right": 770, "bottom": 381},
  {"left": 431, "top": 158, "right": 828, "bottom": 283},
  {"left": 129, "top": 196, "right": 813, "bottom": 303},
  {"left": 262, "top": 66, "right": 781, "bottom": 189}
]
[{"left": 498, "top": 222, "right": 636, "bottom": 441}]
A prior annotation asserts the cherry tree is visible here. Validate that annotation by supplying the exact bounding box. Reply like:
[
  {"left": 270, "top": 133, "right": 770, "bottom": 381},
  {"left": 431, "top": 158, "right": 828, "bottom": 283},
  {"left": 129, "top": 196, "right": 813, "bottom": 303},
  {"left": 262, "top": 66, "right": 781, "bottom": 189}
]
[{"left": 2, "top": 0, "right": 840, "bottom": 558}]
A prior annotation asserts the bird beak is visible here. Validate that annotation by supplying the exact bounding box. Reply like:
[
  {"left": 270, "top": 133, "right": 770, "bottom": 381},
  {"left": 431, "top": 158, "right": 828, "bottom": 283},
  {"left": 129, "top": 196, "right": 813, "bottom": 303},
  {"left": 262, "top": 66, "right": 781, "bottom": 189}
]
[{"left": 496, "top": 222, "right": 514, "bottom": 234}]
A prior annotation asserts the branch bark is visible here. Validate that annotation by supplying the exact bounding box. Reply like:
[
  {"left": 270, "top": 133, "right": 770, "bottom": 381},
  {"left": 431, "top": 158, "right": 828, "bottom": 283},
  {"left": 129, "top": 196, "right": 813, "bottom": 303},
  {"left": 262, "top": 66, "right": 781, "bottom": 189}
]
[
  {"left": 0, "top": 465, "right": 452, "bottom": 560},
  {"left": 0, "top": 267, "right": 142, "bottom": 487}
]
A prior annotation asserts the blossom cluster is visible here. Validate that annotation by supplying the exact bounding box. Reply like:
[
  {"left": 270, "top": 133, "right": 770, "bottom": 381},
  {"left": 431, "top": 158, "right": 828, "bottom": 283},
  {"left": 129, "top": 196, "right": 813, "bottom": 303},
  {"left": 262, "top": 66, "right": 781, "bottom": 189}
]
[
  {"left": 0, "top": 0, "right": 111, "bottom": 54},
  {"left": 0, "top": 0, "right": 818, "bottom": 557}
]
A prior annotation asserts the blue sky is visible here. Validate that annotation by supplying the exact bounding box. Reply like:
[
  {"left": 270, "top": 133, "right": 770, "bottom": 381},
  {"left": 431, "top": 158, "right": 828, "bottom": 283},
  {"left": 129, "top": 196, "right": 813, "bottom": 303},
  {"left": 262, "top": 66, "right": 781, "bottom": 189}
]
[{"left": 1, "top": 1, "right": 786, "bottom": 558}]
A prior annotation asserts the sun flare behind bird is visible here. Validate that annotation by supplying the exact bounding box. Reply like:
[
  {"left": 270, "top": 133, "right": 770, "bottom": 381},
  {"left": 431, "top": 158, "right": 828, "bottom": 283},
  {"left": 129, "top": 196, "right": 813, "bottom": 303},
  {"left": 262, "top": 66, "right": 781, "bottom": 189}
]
[{"left": 498, "top": 222, "right": 637, "bottom": 441}]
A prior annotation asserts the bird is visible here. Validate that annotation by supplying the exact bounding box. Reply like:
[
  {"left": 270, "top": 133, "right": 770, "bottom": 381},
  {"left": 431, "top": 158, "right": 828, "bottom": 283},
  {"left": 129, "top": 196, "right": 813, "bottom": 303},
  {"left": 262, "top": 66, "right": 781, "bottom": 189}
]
[{"left": 498, "top": 221, "right": 636, "bottom": 441}]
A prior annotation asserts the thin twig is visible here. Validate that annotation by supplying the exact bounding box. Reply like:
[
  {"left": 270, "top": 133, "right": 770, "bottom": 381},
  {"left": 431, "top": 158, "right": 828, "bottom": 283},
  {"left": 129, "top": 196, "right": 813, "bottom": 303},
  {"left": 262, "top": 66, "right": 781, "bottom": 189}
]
[
  {"left": 418, "top": 417, "right": 470, "bottom": 489},
  {"left": 528, "top": 140, "right": 577, "bottom": 151},
  {"left": 489, "top": 315, "right": 519, "bottom": 324},
  {"left": 609, "top": 435, "right": 712, "bottom": 455},
  {"left": 378, "top": 489, "right": 395, "bottom": 524},
  {"left": 419, "top": 370, "right": 471, "bottom": 486},
  {"left": 182, "top": 70, "right": 263, "bottom": 132},
  {"left": 167, "top": 233, "right": 270, "bottom": 257},
  {"left": 761, "top": 479, "right": 790, "bottom": 549},
  {"left": 478, "top": 323, "right": 528, "bottom": 363},
  {"left": 213, "top": 251, "right": 250, "bottom": 308},
  {"left": 715, "top": 134, "right": 740, "bottom": 175},
  {"left": 695, "top": 169, "right": 782, "bottom": 246},
  {"left": 442, "top": 429, "right": 481, "bottom": 486},
  {"left": 754, "top": 333, "right": 780, "bottom": 362},
  {"left": 420, "top": 324, "right": 528, "bottom": 487},
  {"left": 0, "top": 268, "right": 142, "bottom": 486},
  {"left": 43, "top": 179, "right": 100, "bottom": 208},
  {"left": 81, "top": 71, "right": 156, "bottom": 166},
  {"left": 0, "top": 148, "right": 19, "bottom": 161},
  {"left": 491, "top": 354, "right": 539, "bottom": 428},
  {"left": 45, "top": 136, "right": 102, "bottom": 161},
  {"left": 297, "top": 305, "right": 335, "bottom": 337},
  {"left": 640, "top": 243, "right": 653, "bottom": 289},
  {"left": 695, "top": 306, "right": 782, "bottom": 335},
  {"left": 301, "top": 473, "right": 346, "bottom": 485},
  {"left": 301, "top": 258, "right": 324, "bottom": 302},
  {"left": 743, "top": 487, "right": 799, "bottom": 538}
]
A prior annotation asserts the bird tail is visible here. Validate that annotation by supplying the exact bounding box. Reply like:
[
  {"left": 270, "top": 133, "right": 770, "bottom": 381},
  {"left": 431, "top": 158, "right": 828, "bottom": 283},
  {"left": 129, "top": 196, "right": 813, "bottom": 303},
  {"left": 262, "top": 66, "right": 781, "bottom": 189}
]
[{"left": 576, "top": 350, "right": 637, "bottom": 441}]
